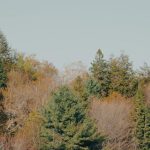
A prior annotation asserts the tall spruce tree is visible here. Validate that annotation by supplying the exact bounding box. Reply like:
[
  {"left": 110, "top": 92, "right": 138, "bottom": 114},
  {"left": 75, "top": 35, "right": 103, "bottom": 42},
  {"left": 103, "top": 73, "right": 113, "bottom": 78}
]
[
  {"left": 40, "top": 87, "right": 103, "bottom": 150},
  {"left": 88, "top": 49, "right": 110, "bottom": 97}
]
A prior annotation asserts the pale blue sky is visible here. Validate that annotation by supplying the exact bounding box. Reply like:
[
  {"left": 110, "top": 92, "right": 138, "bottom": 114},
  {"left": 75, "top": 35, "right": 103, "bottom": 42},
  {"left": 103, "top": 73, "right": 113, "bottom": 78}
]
[{"left": 0, "top": 0, "right": 150, "bottom": 69}]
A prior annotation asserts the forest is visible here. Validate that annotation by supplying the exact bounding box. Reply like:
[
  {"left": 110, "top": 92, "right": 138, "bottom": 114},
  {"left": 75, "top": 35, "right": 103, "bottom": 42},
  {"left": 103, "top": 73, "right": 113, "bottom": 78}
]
[{"left": 0, "top": 31, "right": 150, "bottom": 150}]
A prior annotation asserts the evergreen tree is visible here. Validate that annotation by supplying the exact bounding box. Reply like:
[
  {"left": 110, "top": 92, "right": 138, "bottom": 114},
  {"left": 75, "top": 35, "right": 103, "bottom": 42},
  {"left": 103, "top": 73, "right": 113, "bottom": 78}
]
[
  {"left": 0, "top": 31, "right": 16, "bottom": 71},
  {"left": 144, "top": 107, "right": 150, "bottom": 149},
  {"left": 85, "top": 79, "right": 101, "bottom": 98},
  {"left": 71, "top": 76, "right": 89, "bottom": 107},
  {"left": 72, "top": 76, "right": 85, "bottom": 96},
  {"left": 89, "top": 49, "right": 110, "bottom": 97},
  {"left": 134, "top": 89, "right": 150, "bottom": 150},
  {"left": 40, "top": 87, "right": 103, "bottom": 150},
  {"left": 0, "top": 61, "right": 7, "bottom": 88},
  {"left": 0, "top": 31, "right": 17, "bottom": 139},
  {"left": 109, "top": 54, "right": 138, "bottom": 97},
  {"left": 0, "top": 61, "right": 7, "bottom": 133}
]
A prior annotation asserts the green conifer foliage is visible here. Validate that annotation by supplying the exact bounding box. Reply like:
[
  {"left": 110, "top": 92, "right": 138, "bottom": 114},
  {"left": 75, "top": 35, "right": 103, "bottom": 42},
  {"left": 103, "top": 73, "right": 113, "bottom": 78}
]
[
  {"left": 0, "top": 31, "right": 16, "bottom": 71},
  {"left": 109, "top": 54, "right": 138, "bottom": 97},
  {"left": 0, "top": 62, "right": 7, "bottom": 88},
  {"left": 71, "top": 76, "right": 89, "bottom": 108},
  {"left": 134, "top": 89, "right": 150, "bottom": 150},
  {"left": 40, "top": 87, "right": 103, "bottom": 150},
  {"left": 0, "top": 61, "right": 7, "bottom": 133},
  {"left": 144, "top": 107, "right": 150, "bottom": 149},
  {"left": 85, "top": 79, "right": 101, "bottom": 97},
  {"left": 89, "top": 49, "right": 110, "bottom": 97}
]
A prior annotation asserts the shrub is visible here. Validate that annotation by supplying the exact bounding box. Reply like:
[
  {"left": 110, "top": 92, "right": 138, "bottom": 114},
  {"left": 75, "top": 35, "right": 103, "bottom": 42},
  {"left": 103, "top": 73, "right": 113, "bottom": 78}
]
[{"left": 90, "top": 93, "right": 136, "bottom": 150}]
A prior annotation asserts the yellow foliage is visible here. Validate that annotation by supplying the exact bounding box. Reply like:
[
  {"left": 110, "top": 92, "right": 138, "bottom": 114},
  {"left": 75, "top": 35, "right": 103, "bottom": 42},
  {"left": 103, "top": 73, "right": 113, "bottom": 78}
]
[
  {"left": 13, "top": 111, "right": 43, "bottom": 150},
  {"left": 16, "top": 53, "right": 57, "bottom": 81}
]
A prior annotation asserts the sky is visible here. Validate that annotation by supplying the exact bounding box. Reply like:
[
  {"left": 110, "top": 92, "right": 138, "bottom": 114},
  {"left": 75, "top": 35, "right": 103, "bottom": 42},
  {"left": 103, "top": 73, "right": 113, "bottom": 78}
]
[{"left": 0, "top": 0, "right": 150, "bottom": 70}]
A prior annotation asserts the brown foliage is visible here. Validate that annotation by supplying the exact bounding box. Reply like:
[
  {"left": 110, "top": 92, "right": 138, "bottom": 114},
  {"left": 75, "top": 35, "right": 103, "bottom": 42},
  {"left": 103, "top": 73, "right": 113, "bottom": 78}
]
[
  {"left": 3, "top": 70, "right": 55, "bottom": 126},
  {"left": 90, "top": 92, "right": 136, "bottom": 150},
  {"left": 12, "top": 112, "right": 43, "bottom": 150},
  {"left": 1, "top": 68, "right": 57, "bottom": 149}
]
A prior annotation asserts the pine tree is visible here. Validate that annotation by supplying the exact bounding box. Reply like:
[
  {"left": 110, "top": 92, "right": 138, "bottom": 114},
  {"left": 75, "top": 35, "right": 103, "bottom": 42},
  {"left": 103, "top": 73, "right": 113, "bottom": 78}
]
[
  {"left": 134, "top": 89, "right": 150, "bottom": 150},
  {"left": 0, "top": 61, "right": 7, "bottom": 133},
  {"left": 71, "top": 76, "right": 89, "bottom": 107},
  {"left": 0, "top": 61, "right": 7, "bottom": 88},
  {"left": 89, "top": 49, "right": 110, "bottom": 97},
  {"left": 0, "top": 32, "right": 11, "bottom": 134},
  {"left": 109, "top": 54, "right": 138, "bottom": 97},
  {"left": 85, "top": 79, "right": 101, "bottom": 97},
  {"left": 144, "top": 107, "right": 150, "bottom": 149},
  {"left": 40, "top": 87, "right": 103, "bottom": 150},
  {"left": 0, "top": 31, "right": 16, "bottom": 71}
]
